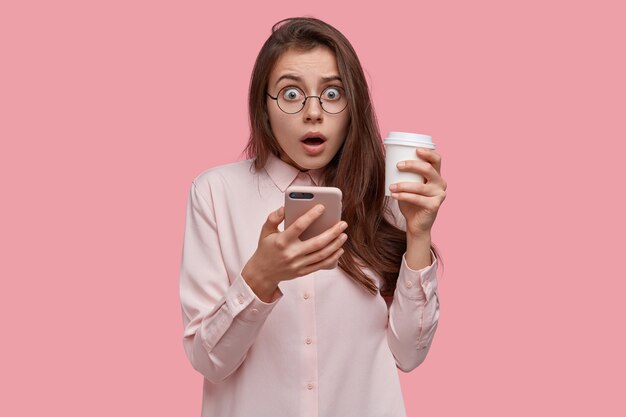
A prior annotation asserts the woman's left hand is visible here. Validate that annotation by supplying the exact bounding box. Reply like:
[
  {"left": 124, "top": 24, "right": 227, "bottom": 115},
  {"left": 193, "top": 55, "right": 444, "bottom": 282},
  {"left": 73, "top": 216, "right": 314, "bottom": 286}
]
[{"left": 389, "top": 148, "right": 447, "bottom": 237}]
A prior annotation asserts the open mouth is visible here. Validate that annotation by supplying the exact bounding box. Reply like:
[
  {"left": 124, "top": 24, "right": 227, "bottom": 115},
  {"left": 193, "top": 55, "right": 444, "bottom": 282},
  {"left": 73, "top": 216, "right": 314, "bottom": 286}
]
[
  {"left": 300, "top": 133, "right": 327, "bottom": 156},
  {"left": 302, "top": 137, "right": 325, "bottom": 146}
]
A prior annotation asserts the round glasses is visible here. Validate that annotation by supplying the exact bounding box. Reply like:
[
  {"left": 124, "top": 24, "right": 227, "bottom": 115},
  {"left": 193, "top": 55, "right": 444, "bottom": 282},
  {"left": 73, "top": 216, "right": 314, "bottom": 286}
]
[{"left": 267, "top": 86, "right": 348, "bottom": 114}]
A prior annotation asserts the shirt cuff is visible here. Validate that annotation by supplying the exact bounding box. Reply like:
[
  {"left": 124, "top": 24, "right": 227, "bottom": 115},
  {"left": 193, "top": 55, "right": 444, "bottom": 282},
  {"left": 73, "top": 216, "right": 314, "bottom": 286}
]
[
  {"left": 225, "top": 274, "right": 283, "bottom": 322},
  {"left": 397, "top": 250, "right": 438, "bottom": 302}
]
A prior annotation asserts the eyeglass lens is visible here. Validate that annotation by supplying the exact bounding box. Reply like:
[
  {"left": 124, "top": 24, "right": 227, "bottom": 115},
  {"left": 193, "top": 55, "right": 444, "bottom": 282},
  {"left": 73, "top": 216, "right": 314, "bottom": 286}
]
[{"left": 276, "top": 86, "right": 347, "bottom": 114}]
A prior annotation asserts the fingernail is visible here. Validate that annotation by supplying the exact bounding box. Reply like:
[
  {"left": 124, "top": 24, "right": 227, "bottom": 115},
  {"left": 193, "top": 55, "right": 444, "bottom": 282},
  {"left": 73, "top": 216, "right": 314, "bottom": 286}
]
[
  {"left": 397, "top": 161, "right": 406, "bottom": 168},
  {"left": 389, "top": 184, "right": 397, "bottom": 192},
  {"left": 316, "top": 205, "right": 325, "bottom": 213}
]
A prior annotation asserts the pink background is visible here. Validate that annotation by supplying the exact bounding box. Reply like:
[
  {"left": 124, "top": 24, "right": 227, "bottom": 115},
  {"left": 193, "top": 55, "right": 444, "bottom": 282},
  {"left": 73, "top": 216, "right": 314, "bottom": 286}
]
[{"left": 1, "top": 0, "right": 624, "bottom": 415}]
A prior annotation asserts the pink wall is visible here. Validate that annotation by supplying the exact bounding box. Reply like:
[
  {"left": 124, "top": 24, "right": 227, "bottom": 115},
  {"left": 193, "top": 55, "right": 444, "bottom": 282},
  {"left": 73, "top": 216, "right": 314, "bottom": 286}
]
[{"left": 1, "top": 0, "right": 624, "bottom": 415}]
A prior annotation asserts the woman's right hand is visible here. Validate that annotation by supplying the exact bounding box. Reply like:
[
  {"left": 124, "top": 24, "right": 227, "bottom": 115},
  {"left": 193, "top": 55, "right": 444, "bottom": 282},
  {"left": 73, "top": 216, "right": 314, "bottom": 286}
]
[{"left": 242, "top": 205, "right": 348, "bottom": 302}]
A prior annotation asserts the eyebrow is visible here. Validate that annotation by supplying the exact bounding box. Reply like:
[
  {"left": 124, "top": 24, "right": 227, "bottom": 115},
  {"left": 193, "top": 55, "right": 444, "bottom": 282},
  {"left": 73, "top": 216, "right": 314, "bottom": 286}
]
[{"left": 274, "top": 74, "right": 343, "bottom": 86}]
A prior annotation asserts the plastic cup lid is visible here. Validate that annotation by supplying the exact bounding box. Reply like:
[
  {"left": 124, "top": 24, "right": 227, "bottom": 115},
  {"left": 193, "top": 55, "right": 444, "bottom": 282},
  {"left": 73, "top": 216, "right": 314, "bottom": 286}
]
[{"left": 383, "top": 132, "right": 435, "bottom": 148}]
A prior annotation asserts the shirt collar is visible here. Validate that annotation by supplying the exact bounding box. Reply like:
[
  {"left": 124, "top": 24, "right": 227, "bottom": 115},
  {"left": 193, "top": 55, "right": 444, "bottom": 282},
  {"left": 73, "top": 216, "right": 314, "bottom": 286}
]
[{"left": 263, "top": 153, "right": 324, "bottom": 192}]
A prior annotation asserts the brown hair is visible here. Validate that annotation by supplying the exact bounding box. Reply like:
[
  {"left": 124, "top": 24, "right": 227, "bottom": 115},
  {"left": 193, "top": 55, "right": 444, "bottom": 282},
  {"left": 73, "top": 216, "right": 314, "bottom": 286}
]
[{"left": 245, "top": 17, "right": 439, "bottom": 296}]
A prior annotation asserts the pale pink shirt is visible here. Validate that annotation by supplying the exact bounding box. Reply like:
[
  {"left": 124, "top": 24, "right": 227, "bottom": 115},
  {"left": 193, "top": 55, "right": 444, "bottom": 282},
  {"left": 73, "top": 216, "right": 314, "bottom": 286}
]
[{"left": 179, "top": 154, "right": 440, "bottom": 417}]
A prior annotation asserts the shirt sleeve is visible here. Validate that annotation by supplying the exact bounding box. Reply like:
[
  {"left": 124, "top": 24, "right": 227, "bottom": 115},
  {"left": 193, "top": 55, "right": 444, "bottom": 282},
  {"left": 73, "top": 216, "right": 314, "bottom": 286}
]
[
  {"left": 386, "top": 250, "right": 440, "bottom": 372},
  {"left": 179, "top": 180, "right": 283, "bottom": 384}
]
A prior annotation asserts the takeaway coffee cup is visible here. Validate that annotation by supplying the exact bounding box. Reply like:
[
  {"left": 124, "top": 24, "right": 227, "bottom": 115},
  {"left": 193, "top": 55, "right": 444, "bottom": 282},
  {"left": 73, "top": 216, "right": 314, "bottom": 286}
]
[{"left": 384, "top": 132, "right": 436, "bottom": 196}]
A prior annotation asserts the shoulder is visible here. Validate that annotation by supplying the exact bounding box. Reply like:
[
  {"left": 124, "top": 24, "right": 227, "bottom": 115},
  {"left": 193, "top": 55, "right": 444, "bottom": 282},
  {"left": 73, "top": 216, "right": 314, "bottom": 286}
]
[
  {"left": 191, "top": 159, "right": 260, "bottom": 192},
  {"left": 193, "top": 159, "right": 254, "bottom": 183}
]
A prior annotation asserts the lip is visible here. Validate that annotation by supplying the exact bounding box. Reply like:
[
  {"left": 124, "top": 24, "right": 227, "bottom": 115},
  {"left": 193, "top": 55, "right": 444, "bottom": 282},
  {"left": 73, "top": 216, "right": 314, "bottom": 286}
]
[
  {"left": 300, "top": 132, "right": 327, "bottom": 156},
  {"left": 299, "top": 132, "right": 328, "bottom": 142}
]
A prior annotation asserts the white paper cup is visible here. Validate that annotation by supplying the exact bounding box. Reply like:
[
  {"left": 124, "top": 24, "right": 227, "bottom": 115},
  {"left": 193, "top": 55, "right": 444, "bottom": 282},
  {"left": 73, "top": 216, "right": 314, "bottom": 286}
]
[{"left": 384, "top": 132, "right": 436, "bottom": 196}]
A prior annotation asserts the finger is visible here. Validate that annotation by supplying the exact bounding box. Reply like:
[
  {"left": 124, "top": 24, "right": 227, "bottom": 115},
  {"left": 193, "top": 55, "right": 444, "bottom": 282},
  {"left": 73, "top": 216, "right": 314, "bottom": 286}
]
[
  {"left": 389, "top": 182, "right": 440, "bottom": 197},
  {"left": 300, "top": 232, "right": 348, "bottom": 267},
  {"left": 283, "top": 204, "right": 326, "bottom": 240},
  {"left": 415, "top": 148, "right": 442, "bottom": 174},
  {"left": 260, "top": 206, "right": 285, "bottom": 239},
  {"left": 299, "top": 247, "right": 345, "bottom": 276},
  {"left": 397, "top": 159, "right": 444, "bottom": 187},
  {"left": 298, "top": 220, "right": 348, "bottom": 255},
  {"left": 391, "top": 192, "right": 446, "bottom": 211}
]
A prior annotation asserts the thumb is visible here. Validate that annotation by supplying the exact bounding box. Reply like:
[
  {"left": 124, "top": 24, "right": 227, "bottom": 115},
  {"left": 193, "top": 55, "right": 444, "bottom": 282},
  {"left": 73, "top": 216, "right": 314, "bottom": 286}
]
[{"left": 260, "top": 206, "right": 284, "bottom": 239}]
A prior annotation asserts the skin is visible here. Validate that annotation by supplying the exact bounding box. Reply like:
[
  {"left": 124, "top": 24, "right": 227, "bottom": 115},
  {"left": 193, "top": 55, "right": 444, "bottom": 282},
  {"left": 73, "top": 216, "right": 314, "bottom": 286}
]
[
  {"left": 266, "top": 46, "right": 350, "bottom": 171},
  {"left": 242, "top": 47, "right": 447, "bottom": 302},
  {"left": 391, "top": 148, "right": 447, "bottom": 270}
]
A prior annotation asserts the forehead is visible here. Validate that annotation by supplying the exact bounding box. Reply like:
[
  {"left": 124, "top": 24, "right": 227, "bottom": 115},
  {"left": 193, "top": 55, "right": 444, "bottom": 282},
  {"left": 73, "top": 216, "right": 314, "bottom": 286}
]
[{"left": 270, "top": 46, "right": 340, "bottom": 84}]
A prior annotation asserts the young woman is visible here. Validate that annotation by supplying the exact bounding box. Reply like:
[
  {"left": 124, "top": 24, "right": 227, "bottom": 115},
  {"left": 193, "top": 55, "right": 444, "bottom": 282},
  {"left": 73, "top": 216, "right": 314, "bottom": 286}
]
[{"left": 180, "top": 17, "right": 446, "bottom": 417}]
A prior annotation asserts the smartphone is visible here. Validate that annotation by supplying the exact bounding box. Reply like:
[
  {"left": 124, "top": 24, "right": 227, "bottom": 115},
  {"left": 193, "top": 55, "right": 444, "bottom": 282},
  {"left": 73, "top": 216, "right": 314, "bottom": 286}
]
[{"left": 284, "top": 186, "right": 343, "bottom": 241}]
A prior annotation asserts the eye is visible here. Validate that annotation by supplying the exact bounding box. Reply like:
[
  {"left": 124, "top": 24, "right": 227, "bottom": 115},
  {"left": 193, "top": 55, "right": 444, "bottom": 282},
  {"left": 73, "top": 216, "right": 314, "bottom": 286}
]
[
  {"left": 322, "top": 87, "right": 342, "bottom": 101},
  {"left": 281, "top": 87, "right": 303, "bottom": 101}
]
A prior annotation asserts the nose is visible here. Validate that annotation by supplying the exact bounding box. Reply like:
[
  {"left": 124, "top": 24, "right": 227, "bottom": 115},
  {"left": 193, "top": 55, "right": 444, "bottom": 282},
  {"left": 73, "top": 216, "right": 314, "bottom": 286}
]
[{"left": 303, "top": 96, "right": 323, "bottom": 122}]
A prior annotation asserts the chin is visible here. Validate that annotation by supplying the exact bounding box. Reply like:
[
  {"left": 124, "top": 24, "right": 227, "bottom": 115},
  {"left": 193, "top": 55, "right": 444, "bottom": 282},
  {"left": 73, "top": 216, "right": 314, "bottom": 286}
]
[
  {"left": 297, "top": 156, "right": 333, "bottom": 171},
  {"left": 282, "top": 151, "right": 331, "bottom": 171}
]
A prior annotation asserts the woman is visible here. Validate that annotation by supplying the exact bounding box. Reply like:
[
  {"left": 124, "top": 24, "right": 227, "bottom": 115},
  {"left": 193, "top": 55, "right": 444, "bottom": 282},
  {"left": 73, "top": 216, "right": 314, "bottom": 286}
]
[{"left": 180, "top": 17, "right": 446, "bottom": 417}]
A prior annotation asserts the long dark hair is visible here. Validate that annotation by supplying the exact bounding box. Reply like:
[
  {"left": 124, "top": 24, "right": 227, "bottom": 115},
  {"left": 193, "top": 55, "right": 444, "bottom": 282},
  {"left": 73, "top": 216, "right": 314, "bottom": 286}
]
[{"left": 245, "top": 17, "right": 439, "bottom": 296}]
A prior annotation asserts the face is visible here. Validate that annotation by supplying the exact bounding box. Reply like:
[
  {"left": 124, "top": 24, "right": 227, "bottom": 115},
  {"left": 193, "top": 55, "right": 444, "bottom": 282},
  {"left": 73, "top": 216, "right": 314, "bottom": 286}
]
[{"left": 266, "top": 46, "right": 351, "bottom": 171}]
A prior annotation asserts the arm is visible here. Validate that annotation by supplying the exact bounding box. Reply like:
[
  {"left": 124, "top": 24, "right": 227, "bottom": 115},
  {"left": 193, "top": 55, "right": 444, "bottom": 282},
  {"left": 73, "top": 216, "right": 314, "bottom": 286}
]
[
  {"left": 385, "top": 148, "right": 447, "bottom": 370},
  {"left": 179, "top": 181, "right": 282, "bottom": 384},
  {"left": 386, "top": 249, "right": 440, "bottom": 371}
]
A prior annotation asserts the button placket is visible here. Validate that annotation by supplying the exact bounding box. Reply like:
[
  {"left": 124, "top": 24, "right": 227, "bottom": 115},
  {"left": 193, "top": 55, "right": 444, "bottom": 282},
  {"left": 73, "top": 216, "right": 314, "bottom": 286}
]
[{"left": 298, "top": 275, "right": 318, "bottom": 414}]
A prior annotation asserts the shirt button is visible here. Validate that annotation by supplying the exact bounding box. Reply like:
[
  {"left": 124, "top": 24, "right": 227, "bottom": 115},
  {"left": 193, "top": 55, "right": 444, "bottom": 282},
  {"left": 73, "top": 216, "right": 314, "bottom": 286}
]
[
  {"left": 303, "top": 293, "right": 310, "bottom": 300},
  {"left": 251, "top": 308, "right": 259, "bottom": 314},
  {"left": 306, "top": 383, "right": 314, "bottom": 390},
  {"left": 406, "top": 281, "right": 413, "bottom": 288},
  {"left": 305, "top": 337, "right": 312, "bottom": 345},
  {"left": 237, "top": 295, "right": 244, "bottom": 304}
]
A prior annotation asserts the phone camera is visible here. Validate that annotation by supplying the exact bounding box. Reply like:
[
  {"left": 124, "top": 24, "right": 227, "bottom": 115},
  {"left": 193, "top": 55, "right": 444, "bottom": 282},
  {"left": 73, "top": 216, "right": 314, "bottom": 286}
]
[{"left": 289, "top": 192, "right": 314, "bottom": 199}]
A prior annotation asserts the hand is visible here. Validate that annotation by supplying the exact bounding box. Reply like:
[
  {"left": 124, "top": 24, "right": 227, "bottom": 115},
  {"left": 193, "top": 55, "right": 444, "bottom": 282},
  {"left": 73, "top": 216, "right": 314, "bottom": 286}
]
[
  {"left": 389, "top": 148, "right": 447, "bottom": 237},
  {"left": 242, "top": 205, "right": 348, "bottom": 302}
]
